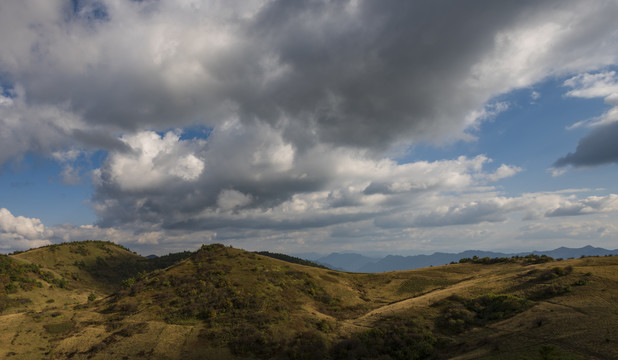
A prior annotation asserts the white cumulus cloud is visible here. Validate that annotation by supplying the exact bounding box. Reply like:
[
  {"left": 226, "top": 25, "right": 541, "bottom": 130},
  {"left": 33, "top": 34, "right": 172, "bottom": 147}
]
[
  {"left": 97, "top": 131, "right": 205, "bottom": 191},
  {"left": 0, "top": 208, "right": 52, "bottom": 251}
]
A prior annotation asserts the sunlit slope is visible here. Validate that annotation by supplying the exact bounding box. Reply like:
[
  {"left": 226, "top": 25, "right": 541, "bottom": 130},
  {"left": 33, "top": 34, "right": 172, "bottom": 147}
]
[
  {"left": 1, "top": 242, "right": 617, "bottom": 359},
  {"left": 41, "top": 244, "right": 472, "bottom": 359},
  {"left": 376, "top": 256, "right": 618, "bottom": 360},
  {"left": 1, "top": 241, "right": 149, "bottom": 318},
  {"left": 105, "top": 244, "right": 472, "bottom": 323},
  {"left": 11, "top": 240, "right": 145, "bottom": 293}
]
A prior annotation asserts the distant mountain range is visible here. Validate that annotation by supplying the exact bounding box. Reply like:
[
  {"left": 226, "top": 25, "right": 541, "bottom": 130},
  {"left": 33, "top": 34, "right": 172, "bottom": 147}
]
[{"left": 307, "top": 245, "right": 618, "bottom": 273}]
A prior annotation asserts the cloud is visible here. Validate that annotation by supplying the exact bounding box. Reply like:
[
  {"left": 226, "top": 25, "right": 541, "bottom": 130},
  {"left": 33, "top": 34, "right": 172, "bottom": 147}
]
[
  {"left": 95, "top": 131, "right": 205, "bottom": 191},
  {"left": 217, "top": 189, "right": 253, "bottom": 212},
  {"left": 374, "top": 198, "right": 517, "bottom": 229},
  {"left": 44, "top": 189, "right": 618, "bottom": 255},
  {"left": 49, "top": 223, "right": 216, "bottom": 255},
  {"left": 0, "top": 208, "right": 52, "bottom": 251},
  {"left": 518, "top": 221, "right": 618, "bottom": 241},
  {"left": 556, "top": 71, "right": 618, "bottom": 167},
  {"left": 554, "top": 121, "right": 618, "bottom": 167},
  {"left": 0, "top": 89, "right": 85, "bottom": 164},
  {"left": 549, "top": 167, "right": 567, "bottom": 177},
  {"left": 564, "top": 72, "right": 618, "bottom": 103},
  {"left": 486, "top": 164, "right": 523, "bottom": 182},
  {"left": 545, "top": 194, "right": 618, "bottom": 217},
  {"left": 564, "top": 71, "right": 618, "bottom": 128},
  {"left": 91, "top": 125, "right": 522, "bottom": 232},
  {"left": 52, "top": 149, "right": 86, "bottom": 185},
  {"left": 375, "top": 191, "right": 618, "bottom": 230},
  {"left": 1, "top": 0, "right": 618, "bottom": 164}
]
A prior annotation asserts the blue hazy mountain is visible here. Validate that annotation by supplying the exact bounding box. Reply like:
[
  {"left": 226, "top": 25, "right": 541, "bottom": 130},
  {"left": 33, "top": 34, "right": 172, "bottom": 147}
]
[
  {"left": 314, "top": 252, "right": 381, "bottom": 272},
  {"left": 312, "top": 246, "right": 618, "bottom": 273}
]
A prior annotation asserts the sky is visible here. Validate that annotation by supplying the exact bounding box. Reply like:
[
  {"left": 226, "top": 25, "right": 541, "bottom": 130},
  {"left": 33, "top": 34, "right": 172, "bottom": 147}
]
[{"left": 1, "top": 0, "right": 618, "bottom": 256}]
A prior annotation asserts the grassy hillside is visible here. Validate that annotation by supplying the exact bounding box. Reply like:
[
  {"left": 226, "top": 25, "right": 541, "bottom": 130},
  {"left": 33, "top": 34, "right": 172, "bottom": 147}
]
[
  {"left": 11, "top": 241, "right": 144, "bottom": 292},
  {"left": 1, "top": 241, "right": 617, "bottom": 359}
]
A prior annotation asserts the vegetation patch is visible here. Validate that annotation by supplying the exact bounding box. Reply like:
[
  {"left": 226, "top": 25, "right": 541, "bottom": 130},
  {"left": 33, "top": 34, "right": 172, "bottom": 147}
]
[
  {"left": 114, "top": 322, "right": 148, "bottom": 337},
  {"left": 0, "top": 296, "right": 32, "bottom": 312},
  {"left": 227, "top": 318, "right": 436, "bottom": 360},
  {"left": 332, "top": 318, "right": 436, "bottom": 360},
  {"left": 436, "top": 293, "right": 531, "bottom": 333},
  {"left": 528, "top": 284, "right": 572, "bottom": 301},
  {"left": 529, "top": 266, "right": 573, "bottom": 283},
  {"left": 43, "top": 321, "right": 74, "bottom": 335},
  {"left": 459, "top": 254, "right": 555, "bottom": 265},
  {"left": 1, "top": 254, "right": 44, "bottom": 293}
]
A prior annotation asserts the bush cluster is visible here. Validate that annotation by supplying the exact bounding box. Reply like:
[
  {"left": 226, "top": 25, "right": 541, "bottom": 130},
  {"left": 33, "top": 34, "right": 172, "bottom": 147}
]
[
  {"left": 332, "top": 319, "right": 435, "bottom": 360},
  {"left": 531, "top": 266, "right": 573, "bottom": 282},
  {"left": 226, "top": 318, "right": 436, "bottom": 360},
  {"left": 459, "top": 254, "right": 554, "bottom": 265},
  {"left": 436, "top": 293, "right": 530, "bottom": 332}
]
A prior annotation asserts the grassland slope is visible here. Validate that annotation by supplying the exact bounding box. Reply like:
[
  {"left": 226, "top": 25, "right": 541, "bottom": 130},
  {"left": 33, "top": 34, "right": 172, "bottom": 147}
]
[{"left": 1, "top": 242, "right": 616, "bottom": 359}]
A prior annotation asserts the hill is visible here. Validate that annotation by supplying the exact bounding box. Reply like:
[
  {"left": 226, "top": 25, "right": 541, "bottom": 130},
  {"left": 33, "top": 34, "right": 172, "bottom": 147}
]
[{"left": 1, "top": 241, "right": 617, "bottom": 359}]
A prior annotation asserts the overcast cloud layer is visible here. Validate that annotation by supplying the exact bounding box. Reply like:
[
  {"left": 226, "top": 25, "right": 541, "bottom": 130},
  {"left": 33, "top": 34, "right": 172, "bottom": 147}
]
[{"left": 1, "top": 0, "right": 618, "bottom": 254}]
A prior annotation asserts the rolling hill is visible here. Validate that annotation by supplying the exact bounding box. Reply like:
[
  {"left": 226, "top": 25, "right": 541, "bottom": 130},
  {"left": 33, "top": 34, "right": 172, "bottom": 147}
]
[{"left": 1, "top": 241, "right": 617, "bottom": 359}]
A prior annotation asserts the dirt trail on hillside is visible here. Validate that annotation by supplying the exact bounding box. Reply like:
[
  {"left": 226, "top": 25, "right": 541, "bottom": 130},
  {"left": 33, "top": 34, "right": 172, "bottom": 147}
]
[{"left": 339, "top": 270, "right": 497, "bottom": 333}]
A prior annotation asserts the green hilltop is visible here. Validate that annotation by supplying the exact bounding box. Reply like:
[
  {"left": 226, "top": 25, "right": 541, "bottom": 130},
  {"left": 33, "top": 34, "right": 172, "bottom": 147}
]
[{"left": 1, "top": 240, "right": 617, "bottom": 359}]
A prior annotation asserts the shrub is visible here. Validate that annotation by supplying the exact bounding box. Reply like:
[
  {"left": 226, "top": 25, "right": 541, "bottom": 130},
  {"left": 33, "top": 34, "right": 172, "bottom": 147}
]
[
  {"left": 437, "top": 306, "right": 475, "bottom": 332},
  {"left": 122, "top": 277, "right": 136, "bottom": 288},
  {"left": 51, "top": 278, "right": 69, "bottom": 289},
  {"left": 316, "top": 319, "right": 332, "bottom": 333},
  {"left": 529, "top": 285, "right": 572, "bottom": 300},
  {"left": 436, "top": 293, "right": 530, "bottom": 333},
  {"left": 532, "top": 266, "right": 573, "bottom": 283},
  {"left": 332, "top": 318, "right": 436, "bottom": 360},
  {"left": 228, "top": 325, "right": 279, "bottom": 357},
  {"left": 285, "top": 331, "right": 329, "bottom": 360}
]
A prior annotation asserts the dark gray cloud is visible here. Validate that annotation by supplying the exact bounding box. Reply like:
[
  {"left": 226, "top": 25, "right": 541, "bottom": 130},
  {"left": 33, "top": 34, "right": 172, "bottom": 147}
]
[
  {"left": 554, "top": 121, "right": 618, "bottom": 167},
  {"left": 5, "top": 0, "right": 612, "bottom": 159},
  {"left": 234, "top": 0, "right": 548, "bottom": 150},
  {"left": 71, "top": 129, "right": 133, "bottom": 153}
]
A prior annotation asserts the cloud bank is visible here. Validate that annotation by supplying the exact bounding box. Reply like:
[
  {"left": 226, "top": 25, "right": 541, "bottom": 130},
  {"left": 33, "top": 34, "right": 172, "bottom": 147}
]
[
  {"left": 2, "top": 0, "right": 617, "bottom": 158},
  {"left": 1, "top": 0, "right": 618, "bottom": 253}
]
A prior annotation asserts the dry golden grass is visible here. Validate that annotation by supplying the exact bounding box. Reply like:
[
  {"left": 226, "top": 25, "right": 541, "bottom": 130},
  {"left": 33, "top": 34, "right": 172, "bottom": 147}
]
[{"left": 1, "top": 242, "right": 616, "bottom": 359}]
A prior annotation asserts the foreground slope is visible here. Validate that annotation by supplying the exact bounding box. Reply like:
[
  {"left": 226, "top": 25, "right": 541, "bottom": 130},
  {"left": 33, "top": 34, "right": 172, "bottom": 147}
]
[{"left": 1, "top": 242, "right": 617, "bottom": 359}]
